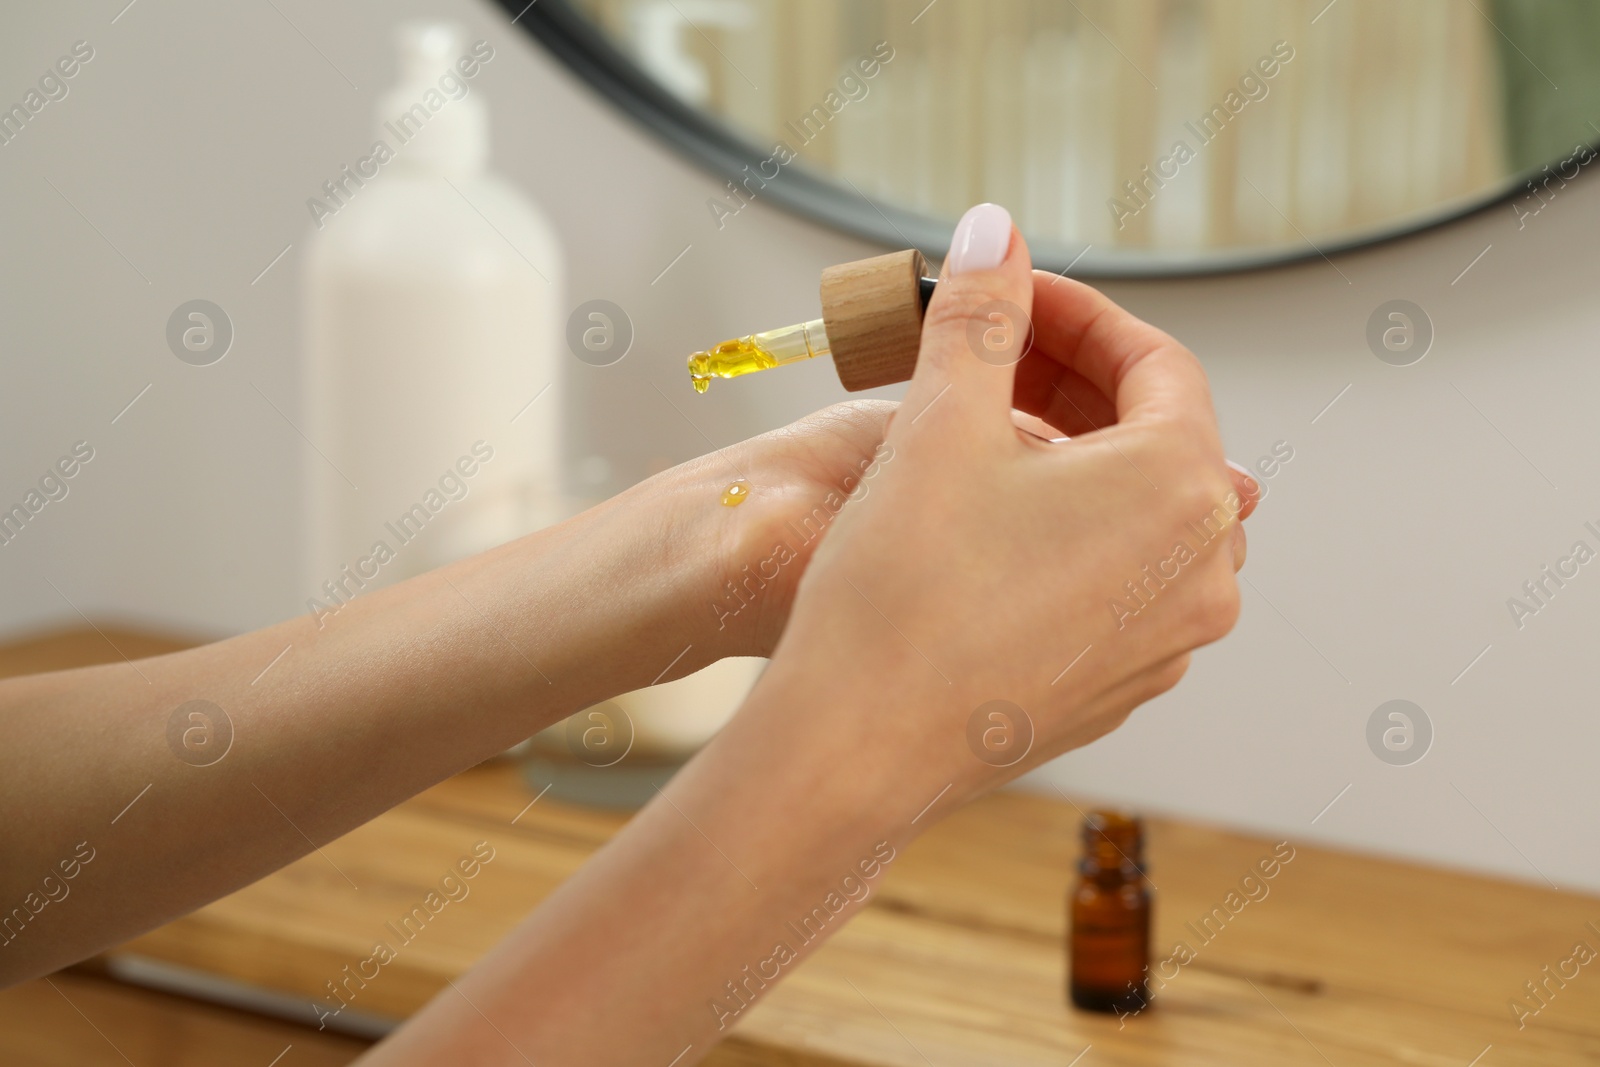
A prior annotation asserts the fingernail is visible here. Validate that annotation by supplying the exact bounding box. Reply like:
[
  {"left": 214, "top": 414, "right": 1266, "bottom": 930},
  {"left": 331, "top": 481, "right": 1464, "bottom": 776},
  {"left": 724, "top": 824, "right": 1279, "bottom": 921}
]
[
  {"left": 1226, "top": 459, "right": 1261, "bottom": 498},
  {"left": 946, "top": 203, "right": 1012, "bottom": 276}
]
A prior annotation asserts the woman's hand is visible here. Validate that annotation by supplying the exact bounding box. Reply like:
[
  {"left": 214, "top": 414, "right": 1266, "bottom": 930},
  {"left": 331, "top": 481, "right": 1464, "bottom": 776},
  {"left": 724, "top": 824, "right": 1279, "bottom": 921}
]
[
  {"left": 649, "top": 399, "right": 898, "bottom": 661},
  {"left": 747, "top": 203, "right": 1255, "bottom": 812}
]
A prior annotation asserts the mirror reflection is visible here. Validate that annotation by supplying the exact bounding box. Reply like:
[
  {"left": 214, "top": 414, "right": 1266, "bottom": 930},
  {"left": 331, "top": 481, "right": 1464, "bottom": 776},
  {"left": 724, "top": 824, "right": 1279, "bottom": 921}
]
[{"left": 571, "top": 0, "right": 1600, "bottom": 269}]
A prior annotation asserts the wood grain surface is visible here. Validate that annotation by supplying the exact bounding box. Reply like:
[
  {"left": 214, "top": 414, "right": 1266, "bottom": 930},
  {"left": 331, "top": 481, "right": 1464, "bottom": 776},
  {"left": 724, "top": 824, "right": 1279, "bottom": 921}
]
[{"left": 4, "top": 629, "right": 1598, "bottom": 1066}]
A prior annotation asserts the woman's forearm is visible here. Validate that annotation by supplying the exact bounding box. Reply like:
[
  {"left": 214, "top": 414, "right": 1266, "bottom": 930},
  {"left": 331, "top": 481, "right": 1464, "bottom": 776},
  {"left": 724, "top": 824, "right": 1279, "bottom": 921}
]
[
  {"left": 359, "top": 658, "right": 921, "bottom": 1067},
  {"left": 0, "top": 466, "right": 736, "bottom": 985}
]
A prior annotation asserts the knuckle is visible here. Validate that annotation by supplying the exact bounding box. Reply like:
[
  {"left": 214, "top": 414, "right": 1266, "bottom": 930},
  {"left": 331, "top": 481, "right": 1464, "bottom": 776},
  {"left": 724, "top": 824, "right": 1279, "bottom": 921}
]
[
  {"left": 825, "top": 397, "right": 897, "bottom": 428},
  {"left": 834, "top": 397, "right": 896, "bottom": 417},
  {"left": 1188, "top": 575, "right": 1241, "bottom": 643},
  {"left": 1146, "top": 654, "right": 1191, "bottom": 698},
  {"left": 922, "top": 274, "right": 1029, "bottom": 335},
  {"left": 1189, "top": 468, "right": 1236, "bottom": 515},
  {"left": 1145, "top": 418, "right": 1227, "bottom": 490},
  {"left": 1167, "top": 471, "right": 1237, "bottom": 547}
]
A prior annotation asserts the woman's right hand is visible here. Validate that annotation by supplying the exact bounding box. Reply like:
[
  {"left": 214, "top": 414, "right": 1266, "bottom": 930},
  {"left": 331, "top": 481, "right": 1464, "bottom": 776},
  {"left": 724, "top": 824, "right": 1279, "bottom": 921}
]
[{"left": 744, "top": 203, "right": 1254, "bottom": 814}]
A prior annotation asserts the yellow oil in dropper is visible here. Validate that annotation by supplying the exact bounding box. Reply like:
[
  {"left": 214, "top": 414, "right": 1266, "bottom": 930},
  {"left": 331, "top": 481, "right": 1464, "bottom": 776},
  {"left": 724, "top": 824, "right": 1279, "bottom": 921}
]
[{"left": 688, "top": 318, "right": 831, "bottom": 393}]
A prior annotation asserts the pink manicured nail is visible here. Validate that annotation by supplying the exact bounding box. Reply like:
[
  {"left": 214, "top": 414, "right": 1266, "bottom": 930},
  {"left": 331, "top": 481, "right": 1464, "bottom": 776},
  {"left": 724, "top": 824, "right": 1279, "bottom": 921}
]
[
  {"left": 946, "top": 203, "right": 1012, "bottom": 275},
  {"left": 1226, "top": 459, "right": 1261, "bottom": 497}
]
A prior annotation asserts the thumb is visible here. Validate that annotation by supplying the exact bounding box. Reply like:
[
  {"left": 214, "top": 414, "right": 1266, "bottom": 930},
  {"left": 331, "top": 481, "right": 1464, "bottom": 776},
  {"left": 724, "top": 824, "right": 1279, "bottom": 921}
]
[{"left": 899, "top": 203, "right": 1034, "bottom": 436}]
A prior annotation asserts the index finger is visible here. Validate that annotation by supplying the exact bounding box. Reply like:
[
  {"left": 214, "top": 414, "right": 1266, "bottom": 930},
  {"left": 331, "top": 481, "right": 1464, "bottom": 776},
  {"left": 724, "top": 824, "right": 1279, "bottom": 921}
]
[{"left": 1027, "top": 271, "right": 1218, "bottom": 432}]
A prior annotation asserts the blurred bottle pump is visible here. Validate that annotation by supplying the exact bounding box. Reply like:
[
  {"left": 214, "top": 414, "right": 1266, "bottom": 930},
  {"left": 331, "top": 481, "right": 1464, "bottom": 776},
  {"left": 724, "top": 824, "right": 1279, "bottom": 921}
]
[
  {"left": 626, "top": 0, "right": 753, "bottom": 106},
  {"left": 303, "top": 23, "right": 760, "bottom": 802},
  {"left": 1069, "top": 810, "right": 1153, "bottom": 1017}
]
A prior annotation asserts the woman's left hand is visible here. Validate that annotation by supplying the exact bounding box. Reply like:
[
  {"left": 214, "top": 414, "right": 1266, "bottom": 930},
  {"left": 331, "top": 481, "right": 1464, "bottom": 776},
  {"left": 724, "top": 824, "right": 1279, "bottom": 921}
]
[{"left": 645, "top": 399, "right": 898, "bottom": 662}]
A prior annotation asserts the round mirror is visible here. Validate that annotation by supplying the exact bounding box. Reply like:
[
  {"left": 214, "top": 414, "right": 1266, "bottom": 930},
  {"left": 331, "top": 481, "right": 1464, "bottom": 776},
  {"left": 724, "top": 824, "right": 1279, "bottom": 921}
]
[{"left": 502, "top": 0, "right": 1600, "bottom": 276}]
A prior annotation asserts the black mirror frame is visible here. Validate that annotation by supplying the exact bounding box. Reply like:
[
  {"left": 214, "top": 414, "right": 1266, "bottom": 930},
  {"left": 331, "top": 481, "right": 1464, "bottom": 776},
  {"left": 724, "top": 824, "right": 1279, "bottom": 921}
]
[{"left": 498, "top": 0, "right": 1566, "bottom": 278}]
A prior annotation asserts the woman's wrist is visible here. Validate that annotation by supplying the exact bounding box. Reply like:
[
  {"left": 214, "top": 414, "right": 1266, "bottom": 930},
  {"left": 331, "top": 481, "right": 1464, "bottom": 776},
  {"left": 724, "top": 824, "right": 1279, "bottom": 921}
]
[
  {"left": 462, "top": 456, "right": 771, "bottom": 714},
  {"left": 366, "top": 668, "right": 922, "bottom": 1066},
  {"left": 621, "top": 401, "right": 900, "bottom": 664},
  {"left": 707, "top": 650, "right": 965, "bottom": 853},
  {"left": 562, "top": 447, "right": 829, "bottom": 668}
]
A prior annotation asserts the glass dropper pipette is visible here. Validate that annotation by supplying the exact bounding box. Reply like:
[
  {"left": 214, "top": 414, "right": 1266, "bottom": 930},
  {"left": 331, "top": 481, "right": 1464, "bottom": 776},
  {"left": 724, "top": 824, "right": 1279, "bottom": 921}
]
[
  {"left": 688, "top": 319, "right": 833, "bottom": 393},
  {"left": 687, "top": 273, "right": 937, "bottom": 393}
]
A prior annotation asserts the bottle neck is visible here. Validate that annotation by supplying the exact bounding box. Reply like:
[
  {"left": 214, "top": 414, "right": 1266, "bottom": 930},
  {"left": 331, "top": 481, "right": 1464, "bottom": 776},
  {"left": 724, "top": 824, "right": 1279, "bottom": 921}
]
[
  {"left": 1078, "top": 811, "right": 1145, "bottom": 881},
  {"left": 377, "top": 92, "right": 488, "bottom": 178},
  {"left": 1080, "top": 843, "right": 1144, "bottom": 881}
]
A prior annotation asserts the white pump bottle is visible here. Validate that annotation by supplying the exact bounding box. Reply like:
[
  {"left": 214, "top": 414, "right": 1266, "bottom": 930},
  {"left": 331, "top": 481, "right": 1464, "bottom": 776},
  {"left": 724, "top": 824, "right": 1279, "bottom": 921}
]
[{"left": 304, "top": 22, "right": 563, "bottom": 607}]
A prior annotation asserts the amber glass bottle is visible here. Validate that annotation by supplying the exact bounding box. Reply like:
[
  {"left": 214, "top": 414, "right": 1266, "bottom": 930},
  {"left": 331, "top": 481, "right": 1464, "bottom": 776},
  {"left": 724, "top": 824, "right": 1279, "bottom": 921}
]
[{"left": 1069, "top": 810, "right": 1151, "bottom": 1014}]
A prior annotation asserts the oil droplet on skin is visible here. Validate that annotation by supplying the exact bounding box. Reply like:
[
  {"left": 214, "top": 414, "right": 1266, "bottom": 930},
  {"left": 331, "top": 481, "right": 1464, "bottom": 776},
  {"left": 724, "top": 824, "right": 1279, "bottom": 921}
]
[{"left": 721, "top": 481, "right": 750, "bottom": 506}]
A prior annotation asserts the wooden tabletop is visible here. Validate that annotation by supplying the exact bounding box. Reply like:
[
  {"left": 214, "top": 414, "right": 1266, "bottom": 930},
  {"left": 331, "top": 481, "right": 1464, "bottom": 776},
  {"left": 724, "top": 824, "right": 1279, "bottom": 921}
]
[
  {"left": 0, "top": 970, "right": 368, "bottom": 1067},
  {"left": 5, "top": 629, "right": 1600, "bottom": 1065}
]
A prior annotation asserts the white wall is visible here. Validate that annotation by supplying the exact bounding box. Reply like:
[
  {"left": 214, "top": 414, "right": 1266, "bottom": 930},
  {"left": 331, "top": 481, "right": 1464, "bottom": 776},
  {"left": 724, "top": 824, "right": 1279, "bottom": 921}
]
[{"left": 2, "top": 0, "right": 1595, "bottom": 891}]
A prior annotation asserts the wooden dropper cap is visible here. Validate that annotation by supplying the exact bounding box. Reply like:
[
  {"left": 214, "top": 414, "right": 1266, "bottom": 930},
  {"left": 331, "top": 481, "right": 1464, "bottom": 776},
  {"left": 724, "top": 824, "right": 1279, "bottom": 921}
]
[{"left": 820, "top": 249, "right": 934, "bottom": 392}]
